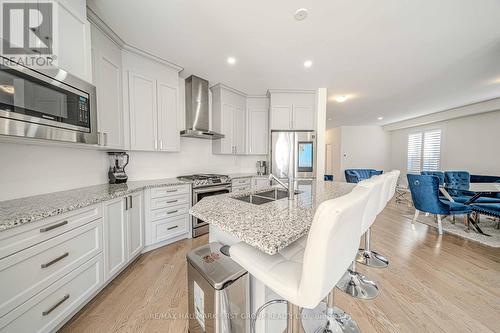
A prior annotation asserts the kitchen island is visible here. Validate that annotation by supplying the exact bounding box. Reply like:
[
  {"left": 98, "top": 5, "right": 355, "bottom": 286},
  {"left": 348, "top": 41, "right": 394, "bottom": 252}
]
[{"left": 190, "top": 180, "right": 355, "bottom": 332}]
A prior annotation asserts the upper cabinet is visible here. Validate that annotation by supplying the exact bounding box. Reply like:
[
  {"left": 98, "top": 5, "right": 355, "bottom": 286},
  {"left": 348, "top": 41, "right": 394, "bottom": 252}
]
[
  {"left": 56, "top": 0, "right": 92, "bottom": 82},
  {"left": 122, "top": 51, "right": 181, "bottom": 152},
  {"left": 268, "top": 90, "right": 316, "bottom": 131},
  {"left": 247, "top": 97, "right": 269, "bottom": 155},
  {"left": 91, "top": 24, "right": 124, "bottom": 149},
  {"left": 211, "top": 84, "right": 247, "bottom": 155}
]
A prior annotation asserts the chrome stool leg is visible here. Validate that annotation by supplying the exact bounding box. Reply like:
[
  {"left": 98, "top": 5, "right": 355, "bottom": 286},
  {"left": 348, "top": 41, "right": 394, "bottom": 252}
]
[
  {"left": 356, "top": 228, "right": 389, "bottom": 268},
  {"left": 336, "top": 261, "right": 378, "bottom": 300},
  {"left": 302, "top": 289, "right": 360, "bottom": 333}
]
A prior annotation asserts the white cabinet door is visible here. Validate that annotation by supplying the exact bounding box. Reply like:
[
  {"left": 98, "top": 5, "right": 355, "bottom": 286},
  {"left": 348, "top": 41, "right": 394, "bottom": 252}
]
[
  {"left": 293, "top": 105, "right": 314, "bottom": 130},
  {"left": 271, "top": 106, "right": 292, "bottom": 130},
  {"left": 219, "top": 104, "right": 234, "bottom": 154},
  {"left": 129, "top": 72, "right": 158, "bottom": 151},
  {"left": 128, "top": 192, "right": 144, "bottom": 259},
  {"left": 253, "top": 178, "right": 271, "bottom": 189},
  {"left": 91, "top": 26, "right": 124, "bottom": 149},
  {"left": 103, "top": 197, "right": 128, "bottom": 280},
  {"left": 248, "top": 108, "right": 268, "bottom": 154},
  {"left": 56, "top": 1, "right": 92, "bottom": 82},
  {"left": 233, "top": 106, "right": 246, "bottom": 154},
  {"left": 157, "top": 82, "right": 180, "bottom": 151}
]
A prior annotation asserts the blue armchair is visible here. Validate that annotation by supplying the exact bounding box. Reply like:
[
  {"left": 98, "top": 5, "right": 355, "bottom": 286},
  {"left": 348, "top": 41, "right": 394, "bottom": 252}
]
[
  {"left": 407, "top": 174, "right": 472, "bottom": 235},
  {"left": 345, "top": 169, "right": 383, "bottom": 183},
  {"left": 444, "top": 171, "right": 500, "bottom": 203}
]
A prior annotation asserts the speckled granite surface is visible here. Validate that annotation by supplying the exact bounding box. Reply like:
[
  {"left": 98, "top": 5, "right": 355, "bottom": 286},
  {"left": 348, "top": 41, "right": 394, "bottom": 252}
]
[
  {"left": 190, "top": 180, "right": 355, "bottom": 255},
  {"left": 0, "top": 178, "right": 191, "bottom": 232}
]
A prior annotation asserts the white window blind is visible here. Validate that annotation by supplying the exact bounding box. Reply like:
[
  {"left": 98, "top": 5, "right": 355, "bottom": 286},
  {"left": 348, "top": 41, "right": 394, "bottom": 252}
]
[{"left": 407, "top": 129, "right": 442, "bottom": 173}]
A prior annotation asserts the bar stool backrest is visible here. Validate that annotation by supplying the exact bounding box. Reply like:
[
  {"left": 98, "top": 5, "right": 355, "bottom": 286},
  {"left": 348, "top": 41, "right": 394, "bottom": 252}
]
[
  {"left": 388, "top": 170, "right": 401, "bottom": 200},
  {"left": 358, "top": 176, "right": 386, "bottom": 233},
  {"left": 298, "top": 185, "right": 371, "bottom": 308}
]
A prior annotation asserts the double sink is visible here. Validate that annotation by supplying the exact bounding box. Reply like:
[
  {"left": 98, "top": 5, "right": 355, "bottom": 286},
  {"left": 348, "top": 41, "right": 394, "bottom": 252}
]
[{"left": 234, "top": 188, "right": 300, "bottom": 205}]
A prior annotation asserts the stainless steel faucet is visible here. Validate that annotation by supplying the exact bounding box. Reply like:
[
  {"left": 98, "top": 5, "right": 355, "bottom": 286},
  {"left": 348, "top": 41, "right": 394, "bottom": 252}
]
[{"left": 269, "top": 173, "right": 295, "bottom": 200}]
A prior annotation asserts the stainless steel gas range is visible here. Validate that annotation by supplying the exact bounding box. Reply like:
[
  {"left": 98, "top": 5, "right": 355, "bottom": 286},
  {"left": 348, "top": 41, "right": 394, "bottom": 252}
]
[{"left": 177, "top": 174, "right": 232, "bottom": 237}]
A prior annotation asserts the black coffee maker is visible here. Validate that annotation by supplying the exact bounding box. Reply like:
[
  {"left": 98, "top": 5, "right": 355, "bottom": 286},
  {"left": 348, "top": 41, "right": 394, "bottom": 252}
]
[{"left": 108, "top": 152, "right": 129, "bottom": 184}]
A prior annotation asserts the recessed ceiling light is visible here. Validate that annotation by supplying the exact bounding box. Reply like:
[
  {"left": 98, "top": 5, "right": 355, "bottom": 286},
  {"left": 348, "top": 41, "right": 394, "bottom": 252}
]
[
  {"left": 377, "top": 116, "right": 384, "bottom": 120},
  {"left": 227, "top": 57, "right": 236, "bottom": 65},
  {"left": 304, "top": 60, "right": 313, "bottom": 68},
  {"left": 294, "top": 8, "right": 308, "bottom": 21},
  {"left": 334, "top": 95, "right": 348, "bottom": 103}
]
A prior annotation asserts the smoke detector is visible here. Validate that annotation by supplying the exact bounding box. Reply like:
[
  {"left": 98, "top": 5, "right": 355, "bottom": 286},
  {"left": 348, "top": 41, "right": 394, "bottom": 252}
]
[{"left": 294, "top": 8, "right": 308, "bottom": 21}]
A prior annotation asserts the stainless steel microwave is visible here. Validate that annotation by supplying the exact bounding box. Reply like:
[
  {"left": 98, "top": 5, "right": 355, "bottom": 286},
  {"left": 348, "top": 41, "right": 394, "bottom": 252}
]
[{"left": 0, "top": 56, "right": 97, "bottom": 144}]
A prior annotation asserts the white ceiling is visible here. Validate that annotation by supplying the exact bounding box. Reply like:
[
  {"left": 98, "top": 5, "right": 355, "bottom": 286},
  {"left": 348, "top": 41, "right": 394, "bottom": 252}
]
[{"left": 89, "top": 0, "right": 500, "bottom": 127}]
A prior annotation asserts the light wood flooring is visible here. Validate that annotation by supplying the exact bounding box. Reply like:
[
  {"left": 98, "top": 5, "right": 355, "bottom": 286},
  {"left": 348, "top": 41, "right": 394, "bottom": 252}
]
[{"left": 60, "top": 203, "right": 500, "bottom": 333}]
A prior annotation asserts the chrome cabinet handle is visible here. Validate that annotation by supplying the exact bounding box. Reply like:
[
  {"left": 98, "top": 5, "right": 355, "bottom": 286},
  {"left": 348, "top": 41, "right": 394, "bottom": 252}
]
[
  {"left": 129, "top": 195, "right": 133, "bottom": 209},
  {"left": 41, "top": 252, "right": 69, "bottom": 268},
  {"left": 166, "top": 189, "right": 178, "bottom": 193},
  {"left": 167, "top": 210, "right": 178, "bottom": 215},
  {"left": 42, "top": 294, "right": 70, "bottom": 316},
  {"left": 239, "top": 180, "right": 246, "bottom": 183},
  {"left": 40, "top": 221, "right": 68, "bottom": 233},
  {"left": 104, "top": 132, "right": 108, "bottom": 146},
  {"left": 167, "top": 225, "right": 178, "bottom": 230},
  {"left": 166, "top": 199, "right": 178, "bottom": 204},
  {"left": 125, "top": 196, "right": 129, "bottom": 210}
]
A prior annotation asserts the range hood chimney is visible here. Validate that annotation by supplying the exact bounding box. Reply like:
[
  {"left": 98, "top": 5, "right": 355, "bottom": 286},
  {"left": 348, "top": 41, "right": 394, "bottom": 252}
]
[{"left": 180, "top": 75, "right": 224, "bottom": 140}]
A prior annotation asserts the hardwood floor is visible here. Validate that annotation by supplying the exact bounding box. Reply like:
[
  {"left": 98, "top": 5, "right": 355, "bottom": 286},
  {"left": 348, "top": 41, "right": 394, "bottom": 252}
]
[{"left": 60, "top": 203, "right": 500, "bottom": 333}]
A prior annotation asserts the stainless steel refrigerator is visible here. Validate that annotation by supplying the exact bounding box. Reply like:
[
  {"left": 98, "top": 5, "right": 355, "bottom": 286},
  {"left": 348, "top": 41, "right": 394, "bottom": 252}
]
[{"left": 270, "top": 131, "right": 317, "bottom": 180}]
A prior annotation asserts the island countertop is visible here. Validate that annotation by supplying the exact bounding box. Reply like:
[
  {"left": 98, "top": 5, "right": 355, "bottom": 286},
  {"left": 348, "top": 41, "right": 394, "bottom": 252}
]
[{"left": 190, "top": 180, "right": 355, "bottom": 255}]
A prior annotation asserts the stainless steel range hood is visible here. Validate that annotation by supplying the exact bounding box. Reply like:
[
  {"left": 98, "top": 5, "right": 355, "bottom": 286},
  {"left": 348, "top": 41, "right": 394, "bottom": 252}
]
[{"left": 180, "top": 75, "right": 224, "bottom": 140}]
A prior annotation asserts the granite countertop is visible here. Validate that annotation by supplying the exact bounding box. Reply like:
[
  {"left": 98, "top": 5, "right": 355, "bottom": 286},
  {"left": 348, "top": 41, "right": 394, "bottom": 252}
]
[
  {"left": 0, "top": 178, "right": 191, "bottom": 232},
  {"left": 190, "top": 180, "right": 355, "bottom": 255}
]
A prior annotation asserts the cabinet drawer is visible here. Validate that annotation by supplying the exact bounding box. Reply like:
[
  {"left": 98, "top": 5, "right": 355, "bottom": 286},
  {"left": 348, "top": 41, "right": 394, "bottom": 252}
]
[
  {"left": 0, "top": 205, "right": 102, "bottom": 260},
  {"left": 151, "top": 194, "right": 190, "bottom": 211},
  {"left": 232, "top": 178, "right": 251, "bottom": 187},
  {"left": 150, "top": 185, "right": 190, "bottom": 199},
  {"left": 233, "top": 185, "right": 251, "bottom": 192},
  {"left": 0, "top": 254, "right": 103, "bottom": 333},
  {"left": 152, "top": 215, "right": 189, "bottom": 243},
  {"left": 0, "top": 220, "right": 102, "bottom": 317},
  {"left": 150, "top": 203, "right": 190, "bottom": 222}
]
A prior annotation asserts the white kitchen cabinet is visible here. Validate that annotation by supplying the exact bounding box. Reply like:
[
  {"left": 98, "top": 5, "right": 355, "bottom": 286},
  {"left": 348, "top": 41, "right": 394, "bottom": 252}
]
[
  {"left": 128, "top": 71, "right": 158, "bottom": 151},
  {"left": 102, "top": 192, "right": 143, "bottom": 281},
  {"left": 247, "top": 97, "right": 269, "bottom": 155},
  {"left": 123, "top": 51, "right": 181, "bottom": 152},
  {"left": 91, "top": 24, "right": 124, "bottom": 149},
  {"left": 268, "top": 90, "right": 316, "bottom": 130},
  {"left": 212, "top": 84, "right": 247, "bottom": 155},
  {"left": 128, "top": 191, "right": 144, "bottom": 259},
  {"left": 55, "top": 0, "right": 92, "bottom": 82},
  {"left": 253, "top": 177, "right": 271, "bottom": 189},
  {"left": 157, "top": 81, "right": 180, "bottom": 151},
  {"left": 102, "top": 197, "right": 128, "bottom": 280}
]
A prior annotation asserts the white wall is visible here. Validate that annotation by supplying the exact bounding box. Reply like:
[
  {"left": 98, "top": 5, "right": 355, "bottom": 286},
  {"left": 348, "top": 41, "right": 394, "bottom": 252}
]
[
  {"left": 389, "top": 110, "right": 500, "bottom": 183},
  {"left": 0, "top": 140, "right": 264, "bottom": 201},
  {"left": 325, "top": 126, "right": 391, "bottom": 181}
]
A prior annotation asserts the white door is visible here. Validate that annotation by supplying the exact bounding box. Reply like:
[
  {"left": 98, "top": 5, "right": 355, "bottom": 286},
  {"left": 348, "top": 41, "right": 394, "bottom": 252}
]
[
  {"left": 92, "top": 28, "right": 124, "bottom": 149},
  {"left": 157, "top": 82, "right": 180, "bottom": 151},
  {"left": 103, "top": 197, "right": 128, "bottom": 280},
  {"left": 271, "top": 106, "right": 292, "bottom": 130},
  {"left": 129, "top": 72, "right": 157, "bottom": 151},
  {"left": 233, "top": 106, "right": 246, "bottom": 154},
  {"left": 128, "top": 192, "right": 144, "bottom": 259},
  {"left": 292, "top": 105, "right": 314, "bottom": 130},
  {"left": 248, "top": 108, "right": 268, "bottom": 155},
  {"left": 220, "top": 104, "right": 234, "bottom": 154}
]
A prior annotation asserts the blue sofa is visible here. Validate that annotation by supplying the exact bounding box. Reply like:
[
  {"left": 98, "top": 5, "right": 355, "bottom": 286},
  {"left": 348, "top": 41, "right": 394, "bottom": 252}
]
[{"left": 344, "top": 169, "right": 383, "bottom": 183}]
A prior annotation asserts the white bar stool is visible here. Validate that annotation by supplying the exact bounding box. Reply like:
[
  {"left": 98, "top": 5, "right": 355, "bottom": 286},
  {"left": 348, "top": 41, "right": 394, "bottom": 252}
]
[
  {"left": 336, "top": 176, "right": 385, "bottom": 300},
  {"left": 230, "top": 186, "right": 371, "bottom": 333},
  {"left": 356, "top": 172, "right": 399, "bottom": 268}
]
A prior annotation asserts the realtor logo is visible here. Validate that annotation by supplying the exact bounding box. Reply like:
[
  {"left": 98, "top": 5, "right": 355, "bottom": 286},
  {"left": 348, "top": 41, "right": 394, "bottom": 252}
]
[{"left": 1, "top": 1, "right": 56, "bottom": 67}]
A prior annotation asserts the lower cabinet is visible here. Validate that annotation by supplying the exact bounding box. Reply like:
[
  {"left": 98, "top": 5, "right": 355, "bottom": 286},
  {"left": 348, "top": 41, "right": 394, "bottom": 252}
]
[
  {"left": 253, "top": 177, "right": 271, "bottom": 189},
  {"left": 232, "top": 177, "right": 252, "bottom": 192},
  {"left": 102, "top": 192, "right": 144, "bottom": 281}
]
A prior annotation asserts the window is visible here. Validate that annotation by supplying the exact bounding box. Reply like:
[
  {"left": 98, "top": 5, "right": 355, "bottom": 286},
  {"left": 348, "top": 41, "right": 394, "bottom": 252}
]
[{"left": 407, "top": 129, "right": 442, "bottom": 173}]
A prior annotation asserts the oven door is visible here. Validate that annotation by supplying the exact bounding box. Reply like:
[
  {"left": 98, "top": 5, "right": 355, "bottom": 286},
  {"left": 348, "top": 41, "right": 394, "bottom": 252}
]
[{"left": 192, "top": 184, "right": 231, "bottom": 237}]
